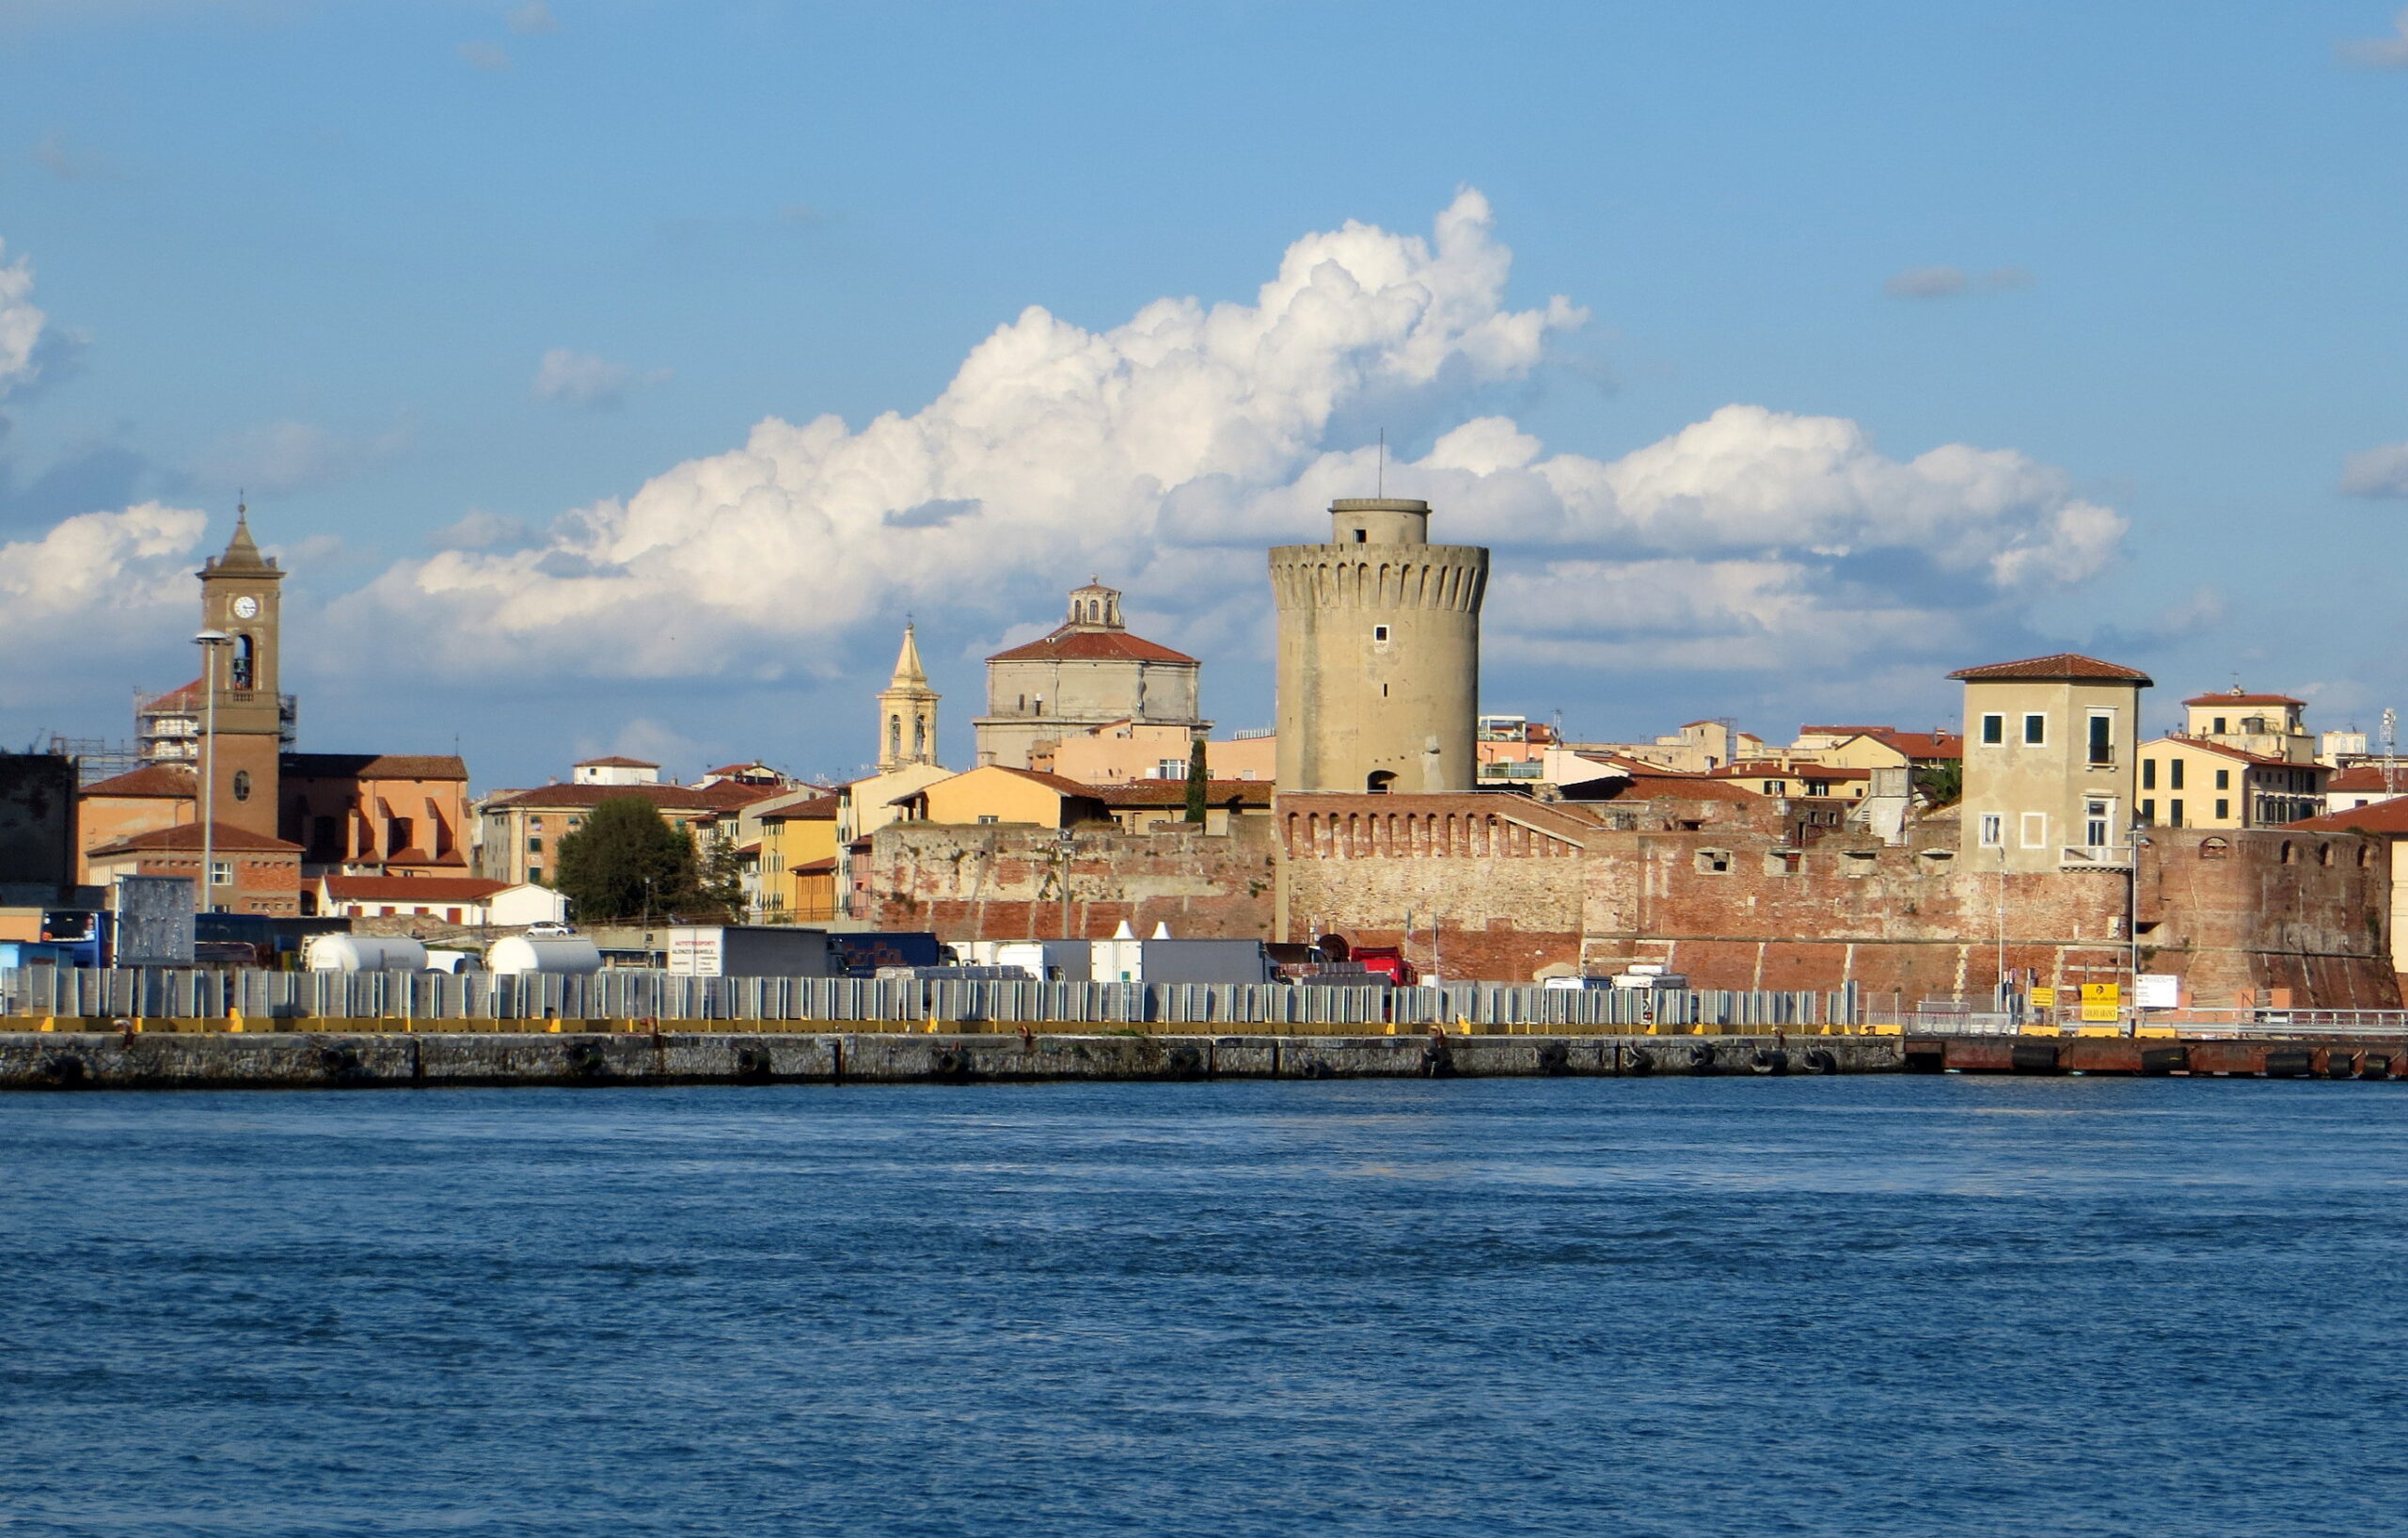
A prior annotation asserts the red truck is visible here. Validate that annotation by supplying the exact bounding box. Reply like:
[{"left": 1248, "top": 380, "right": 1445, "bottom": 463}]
[{"left": 1351, "top": 945, "right": 1420, "bottom": 987}]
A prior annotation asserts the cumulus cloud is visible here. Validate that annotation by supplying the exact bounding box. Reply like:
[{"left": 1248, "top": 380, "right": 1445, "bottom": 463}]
[
  {"left": 531, "top": 348, "right": 668, "bottom": 408},
  {"left": 2339, "top": 8, "right": 2408, "bottom": 67},
  {"left": 0, "top": 237, "right": 45, "bottom": 398},
  {"left": 457, "top": 40, "right": 510, "bottom": 70},
  {"left": 0, "top": 503, "right": 210, "bottom": 705},
  {"left": 2340, "top": 440, "right": 2408, "bottom": 498},
  {"left": 330, "top": 190, "right": 2121, "bottom": 702},
  {"left": 508, "top": 1, "right": 558, "bottom": 34}
]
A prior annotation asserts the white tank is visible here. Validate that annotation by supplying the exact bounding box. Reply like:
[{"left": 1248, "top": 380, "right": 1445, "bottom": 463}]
[
  {"left": 306, "top": 935, "right": 429, "bottom": 973},
  {"left": 486, "top": 936, "right": 604, "bottom": 975}
]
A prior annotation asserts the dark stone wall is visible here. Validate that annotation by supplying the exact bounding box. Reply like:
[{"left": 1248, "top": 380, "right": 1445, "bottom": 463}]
[{"left": 0, "top": 753, "right": 78, "bottom": 893}]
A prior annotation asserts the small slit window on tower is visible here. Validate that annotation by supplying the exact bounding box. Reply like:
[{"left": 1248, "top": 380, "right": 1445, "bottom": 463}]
[
  {"left": 1353, "top": 529, "right": 1367, "bottom": 543},
  {"left": 1372, "top": 625, "right": 1389, "bottom": 642}
]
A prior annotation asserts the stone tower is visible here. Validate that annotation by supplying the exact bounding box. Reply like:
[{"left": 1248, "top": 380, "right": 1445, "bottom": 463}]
[
  {"left": 1270, "top": 497, "right": 1486, "bottom": 793},
  {"left": 877, "top": 624, "right": 941, "bottom": 772},
  {"left": 198, "top": 511, "right": 288, "bottom": 839}
]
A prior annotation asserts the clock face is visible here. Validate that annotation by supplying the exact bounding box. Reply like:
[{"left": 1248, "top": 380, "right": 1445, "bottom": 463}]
[{"left": 231, "top": 595, "right": 260, "bottom": 619}]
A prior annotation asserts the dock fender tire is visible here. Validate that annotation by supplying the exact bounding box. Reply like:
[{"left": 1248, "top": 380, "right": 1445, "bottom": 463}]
[
  {"left": 1751, "top": 1048, "right": 1789, "bottom": 1075},
  {"left": 1804, "top": 1049, "right": 1838, "bottom": 1075},
  {"left": 1687, "top": 1043, "right": 1717, "bottom": 1074},
  {"left": 1535, "top": 1042, "right": 1572, "bottom": 1076},
  {"left": 1623, "top": 1048, "right": 1653, "bottom": 1076}
]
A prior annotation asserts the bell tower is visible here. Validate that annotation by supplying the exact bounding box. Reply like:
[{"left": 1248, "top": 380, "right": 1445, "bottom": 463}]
[
  {"left": 877, "top": 623, "right": 941, "bottom": 772},
  {"left": 197, "top": 508, "right": 289, "bottom": 839}
]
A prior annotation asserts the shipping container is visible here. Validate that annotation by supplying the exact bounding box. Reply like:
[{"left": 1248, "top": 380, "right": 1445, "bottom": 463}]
[{"left": 666, "top": 925, "right": 839, "bottom": 978}]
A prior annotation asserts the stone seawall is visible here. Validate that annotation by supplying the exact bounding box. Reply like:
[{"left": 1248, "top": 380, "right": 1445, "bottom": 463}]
[{"left": 0, "top": 1028, "right": 1904, "bottom": 1090}]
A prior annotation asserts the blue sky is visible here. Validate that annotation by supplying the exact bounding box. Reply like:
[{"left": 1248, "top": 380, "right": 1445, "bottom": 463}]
[{"left": 4, "top": 1, "right": 2407, "bottom": 786}]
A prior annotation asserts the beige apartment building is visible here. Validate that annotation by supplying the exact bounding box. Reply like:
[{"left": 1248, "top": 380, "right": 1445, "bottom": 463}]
[
  {"left": 974, "top": 581, "right": 1205, "bottom": 770},
  {"left": 1950, "top": 653, "right": 2149, "bottom": 872}
]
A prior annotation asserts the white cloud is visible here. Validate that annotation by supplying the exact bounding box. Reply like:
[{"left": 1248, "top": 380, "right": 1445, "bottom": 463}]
[
  {"left": 2339, "top": 8, "right": 2408, "bottom": 67},
  {"left": 0, "top": 503, "right": 210, "bottom": 705},
  {"left": 2340, "top": 440, "right": 2408, "bottom": 498},
  {"left": 531, "top": 348, "right": 668, "bottom": 408},
  {"left": 1885, "top": 265, "right": 1966, "bottom": 299},
  {"left": 194, "top": 419, "right": 411, "bottom": 493},
  {"left": 457, "top": 40, "right": 510, "bottom": 71},
  {"left": 0, "top": 236, "right": 46, "bottom": 397},
  {"left": 508, "top": 1, "right": 558, "bottom": 35},
  {"left": 340, "top": 190, "right": 2119, "bottom": 697}
]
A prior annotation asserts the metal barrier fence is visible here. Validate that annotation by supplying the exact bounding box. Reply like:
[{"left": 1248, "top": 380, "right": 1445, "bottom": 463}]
[{"left": 0, "top": 967, "right": 1864, "bottom": 1031}]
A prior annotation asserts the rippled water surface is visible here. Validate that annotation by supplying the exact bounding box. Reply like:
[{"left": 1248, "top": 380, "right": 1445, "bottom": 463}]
[{"left": 4, "top": 1076, "right": 2406, "bottom": 1536}]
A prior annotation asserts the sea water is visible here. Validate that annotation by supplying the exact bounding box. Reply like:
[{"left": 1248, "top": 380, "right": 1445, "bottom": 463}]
[{"left": 3, "top": 1076, "right": 2405, "bottom": 1536}]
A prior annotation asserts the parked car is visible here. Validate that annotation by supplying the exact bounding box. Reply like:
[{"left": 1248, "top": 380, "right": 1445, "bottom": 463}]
[{"left": 524, "top": 921, "right": 576, "bottom": 937}]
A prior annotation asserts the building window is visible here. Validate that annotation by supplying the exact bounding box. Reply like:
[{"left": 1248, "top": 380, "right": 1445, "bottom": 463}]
[
  {"left": 2213, "top": 799, "right": 2229, "bottom": 820},
  {"left": 208, "top": 860, "right": 231, "bottom": 887},
  {"left": 2141, "top": 760, "right": 2154, "bottom": 789},
  {"left": 1372, "top": 625, "right": 1390, "bottom": 642},
  {"left": 530, "top": 817, "right": 545, "bottom": 831},
  {"left": 529, "top": 866, "right": 543, "bottom": 882},
  {"left": 231, "top": 769, "right": 252, "bottom": 801},
  {"left": 1981, "top": 714, "right": 2004, "bottom": 745},
  {"left": 2214, "top": 769, "right": 2229, "bottom": 789},
  {"left": 2140, "top": 799, "right": 2155, "bottom": 824},
  {"left": 1979, "top": 814, "right": 2003, "bottom": 847},
  {"left": 528, "top": 837, "right": 544, "bottom": 853},
  {"left": 2084, "top": 799, "right": 2112, "bottom": 848},
  {"left": 1765, "top": 850, "right": 1802, "bottom": 876},
  {"left": 2201, "top": 837, "right": 2229, "bottom": 859},
  {"left": 2170, "top": 799, "right": 2184, "bottom": 827},
  {"left": 2280, "top": 841, "right": 2296, "bottom": 864},
  {"left": 1696, "top": 849, "right": 1733, "bottom": 874},
  {"left": 2170, "top": 760, "right": 2185, "bottom": 790},
  {"left": 2020, "top": 812, "right": 2047, "bottom": 848},
  {"left": 2087, "top": 714, "right": 2113, "bottom": 766},
  {"left": 1353, "top": 529, "right": 1367, "bottom": 543}
]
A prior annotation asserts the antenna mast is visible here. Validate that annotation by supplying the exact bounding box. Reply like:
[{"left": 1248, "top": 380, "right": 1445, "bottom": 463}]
[{"left": 1376, "top": 429, "right": 1386, "bottom": 498}]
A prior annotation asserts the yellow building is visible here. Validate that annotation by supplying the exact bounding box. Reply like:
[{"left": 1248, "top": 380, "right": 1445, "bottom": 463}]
[
  {"left": 756, "top": 795, "right": 839, "bottom": 920},
  {"left": 1707, "top": 762, "right": 1873, "bottom": 801},
  {"left": 1949, "top": 653, "right": 2149, "bottom": 873},
  {"left": 2137, "top": 737, "right": 2326, "bottom": 829},
  {"left": 896, "top": 766, "right": 1111, "bottom": 829},
  {"left": 2179, "top": 688, "right": 2316, "bottom": 764}
]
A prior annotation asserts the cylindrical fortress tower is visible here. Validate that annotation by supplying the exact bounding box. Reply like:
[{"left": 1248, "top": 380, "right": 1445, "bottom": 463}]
[{"left": 1270, "top": 498, "right": 1487, "bottom": 793}]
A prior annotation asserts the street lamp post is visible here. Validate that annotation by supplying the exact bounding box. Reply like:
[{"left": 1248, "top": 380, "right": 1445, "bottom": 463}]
[{"left": 193, "top": 630, "right": 230, "bottom": 916}]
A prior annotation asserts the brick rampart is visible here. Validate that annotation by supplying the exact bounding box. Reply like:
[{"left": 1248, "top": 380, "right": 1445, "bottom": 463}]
[{"left": 859, "top": 817, "right": 1277, "bottom": 942}]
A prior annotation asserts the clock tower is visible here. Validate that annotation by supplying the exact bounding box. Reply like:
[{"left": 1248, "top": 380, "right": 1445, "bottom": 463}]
[{"left": 197, "top": 510, "right": 289, "bottom": 841}]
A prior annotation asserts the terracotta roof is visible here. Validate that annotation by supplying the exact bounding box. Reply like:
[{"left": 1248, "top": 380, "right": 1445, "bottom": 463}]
[
  {"left": 1092, "top": 779, "right": 1275, "bottom": 808},
  {"left": 575, "top": 755, "right": 659, "bottom": 769},
  {"left": 483, "top": 783, "right": 736, "bottom": 813},
  {"left": 1948, "top": 653, "right": 2152, "bottom": 685},
  {"left": 758, "top": 794, "right": 840, "bottom": 823},
  {"left": 990, "top": 766, "right": 1108, "bottom": 798},
  {"left": 87, "top": 821, "right": 303, "bottom": 856},
  {"left": 2154, "top": 737, "right": 2323, "bottom": 770},
  {"left": 733, "top": 841, "right": 763, "bottom": 857},
  {"left": 82, "top": 765, "right": 197, "bottom": 799},
  {"left": 1798, "top": 724, "right": 1893, "bottom": 737},
  {"left": 380, "top": 847, "right": 467, "bottom": 867},
  {"left": 2183, "top": 690, "right": 2304, "bottom": 708},
  {"left": 1709, "top": 764, "right": 1872, "bottom": 784},
  {"left": 791, "top": 856, "right": 837, "bottom": 876},
  {"left": 139, "top": 679, "right": 203, "bottom": 712},
  {"left": 985, "top": 627, "right": 1196, "bottom": 665},
  {"left": 2327, "top": 766, "right": 2408, "bottom": 792},
  {"left": 1566, "top": 772, "right": 1764, "bottom": 805},
  {"left": 2291, "top": 801, "right": 2408, "bottom": 833},
  {"left": 283, "top": 753, "right": 469, "bottom": 781},
  {"left": 322, "top": 875, "right": 507, "bottom": 903},
  {"left": 1863, "top": 729, "right": 1963, "bottom": 760}
]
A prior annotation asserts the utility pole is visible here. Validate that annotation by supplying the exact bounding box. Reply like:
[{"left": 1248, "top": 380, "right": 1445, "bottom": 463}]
[{"left": 194, "top": 629, "right": 230, "bottom": 917}]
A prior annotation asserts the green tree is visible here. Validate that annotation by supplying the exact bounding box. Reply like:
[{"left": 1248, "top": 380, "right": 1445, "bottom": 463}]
[
  {"left": 553, "top": 797, "right": 705, "bottom": 923},
  {"left": 696, "top": 829, "right": 749, "bottom": 918},
  {"left": 1183, "top": 735, "right": 1209, "bottom": 824},
  {"left": 1913, "top": 761, "right": 1963, "bottom": 809}
]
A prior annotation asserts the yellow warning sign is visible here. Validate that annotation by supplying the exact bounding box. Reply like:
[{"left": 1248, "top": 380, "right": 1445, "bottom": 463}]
[{"left": 2030, "top": 987, "right": 2057, "bottom": 1009}]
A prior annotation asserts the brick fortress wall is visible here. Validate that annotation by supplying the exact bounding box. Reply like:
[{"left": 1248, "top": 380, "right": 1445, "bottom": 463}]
[{"left": 858, "top": 817, "right": 1277, "bottom": 943}]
